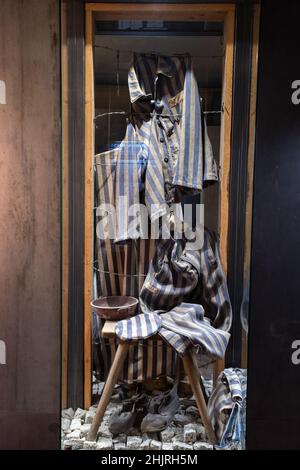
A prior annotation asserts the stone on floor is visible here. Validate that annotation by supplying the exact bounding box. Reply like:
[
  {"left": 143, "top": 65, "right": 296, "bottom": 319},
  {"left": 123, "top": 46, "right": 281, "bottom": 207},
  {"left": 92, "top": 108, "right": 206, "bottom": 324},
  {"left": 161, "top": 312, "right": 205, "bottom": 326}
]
[
  {"left": 61, "top": 382, "right": 214, "bottom": 450},
  {"left": 183, "top": 423, "right": 197, "bottom": 443},
  {"left": 62, "top": 408, "right": 74, "bottom": 420},
  {"left": 150, "top": 440, "right": 162, "bottom": 450},
  {"left": 70, "top": 418, "right": 82, "bottom": 431},
  {"left": 127, "top": 436, "right": 143, "bottom": 449},
  {"left": 193, "top": 441, "right": 213, "bottom": 451},
  {"left": 74, "top": 408, "right": 86, "bottom": 421},
  {"left": 85, "top": 409, "right": 96, "bottom": 424},
  {"left": 97, "top": 437, "right": 113, "bottom": 450}
]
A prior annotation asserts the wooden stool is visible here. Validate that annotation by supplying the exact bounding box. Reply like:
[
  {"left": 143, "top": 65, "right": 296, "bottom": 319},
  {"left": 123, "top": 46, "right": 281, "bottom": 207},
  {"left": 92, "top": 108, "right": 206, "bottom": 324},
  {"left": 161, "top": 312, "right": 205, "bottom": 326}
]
[{"left": 87, "top": 321, "right": 217, "bottom": 444}]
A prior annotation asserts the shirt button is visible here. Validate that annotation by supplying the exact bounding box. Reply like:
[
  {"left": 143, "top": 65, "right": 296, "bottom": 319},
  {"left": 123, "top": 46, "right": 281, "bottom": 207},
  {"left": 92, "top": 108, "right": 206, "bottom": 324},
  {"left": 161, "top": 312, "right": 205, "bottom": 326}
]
[
  {"left": 160, "top": 137, "right": 165, "bottom": 143},
  {"left": 164, "top": 157, "right": 169, "bottom": 163}
]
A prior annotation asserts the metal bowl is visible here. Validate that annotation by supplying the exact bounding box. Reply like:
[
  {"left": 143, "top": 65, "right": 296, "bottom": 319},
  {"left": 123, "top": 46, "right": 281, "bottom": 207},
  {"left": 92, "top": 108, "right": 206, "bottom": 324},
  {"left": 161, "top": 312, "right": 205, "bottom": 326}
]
[{"left": 90, "top": 296, "right": 139, "bottom": 320}]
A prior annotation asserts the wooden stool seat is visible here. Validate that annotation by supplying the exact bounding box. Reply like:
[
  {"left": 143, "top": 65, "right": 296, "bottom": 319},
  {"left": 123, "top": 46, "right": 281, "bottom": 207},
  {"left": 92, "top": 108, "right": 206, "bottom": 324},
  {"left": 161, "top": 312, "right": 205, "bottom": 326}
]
[
  {"left": 101, "top": 320, "right": 118, "bottom": 338},
  {"left": 87, "top": 320, "right": 217, "bottom": 444}
]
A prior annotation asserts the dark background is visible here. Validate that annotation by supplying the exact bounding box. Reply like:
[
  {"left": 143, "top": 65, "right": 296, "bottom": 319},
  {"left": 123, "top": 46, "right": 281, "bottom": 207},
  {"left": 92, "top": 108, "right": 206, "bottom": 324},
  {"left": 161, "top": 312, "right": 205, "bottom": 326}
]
[{"left": 246, "top": 0, "right": 300, "bottom": 450}]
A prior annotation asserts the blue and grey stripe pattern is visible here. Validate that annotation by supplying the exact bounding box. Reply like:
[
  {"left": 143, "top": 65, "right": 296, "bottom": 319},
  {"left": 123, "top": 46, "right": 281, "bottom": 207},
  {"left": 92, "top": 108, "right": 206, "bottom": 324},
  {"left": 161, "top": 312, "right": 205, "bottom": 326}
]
[
  {"left": 139, "top": 238, "right": 201, "bottom": 314},
  {"left": 141, "top": 228, "right": 232, "bottom": 341},
  {"left": 116, "top": 312, "right": 162, "bottom": 341},
  {"left": 130, "top": 52, "right": 218, "bottom": 216},
  {"left": 159, "top": 303, "right": 230, "bottom": 358},
  {"left": 92, "top": 238, "right": 177, "bottom": 383},
  {"left": 95, "top": 53, "right": 218, "bottom": 242},
  {"left": 92, "top": 53, "right": 228, "bottom": 384},
  {"left": 93, "top": 152, "right": 177, "bottom": 383},
  {"left": 115, "top": 228, "right": 232, "bottom": 361},
  {"left": 115, "top": 303, "right": 230, "bottom": 359},
  {"left": 159, "top": 327, "right": 191, "bottom": 357},
  {"left": 193, "top": 228, "right": 232, "bottom": 332},
  {"left": 208, "top": 368, "right": 247, "bottom": 449}
]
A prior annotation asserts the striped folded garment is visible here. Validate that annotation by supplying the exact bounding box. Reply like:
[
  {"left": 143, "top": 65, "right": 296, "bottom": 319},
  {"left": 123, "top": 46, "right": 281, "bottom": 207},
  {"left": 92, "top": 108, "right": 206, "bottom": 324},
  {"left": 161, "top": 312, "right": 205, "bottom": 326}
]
[
  {"left": 116, "top": 303, "right": 230, "bottom": 359},
  {"left": 208, "top": 368, "right": 247, "bottom": 449}
]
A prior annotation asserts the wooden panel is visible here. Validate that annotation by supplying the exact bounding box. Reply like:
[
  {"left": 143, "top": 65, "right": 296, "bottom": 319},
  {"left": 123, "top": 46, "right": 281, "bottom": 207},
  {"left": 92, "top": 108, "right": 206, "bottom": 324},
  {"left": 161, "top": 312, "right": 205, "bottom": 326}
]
[
  {"left": 0, "top": 0, "right": 60, "bottom": 449},
  {"left": 84, "top": 7, "right": 94, "bottom": 410},
  {"left": 218, "top": 9, "right": 235, "bottom": 273},
  {"left": 102, "top": 321, "right": 117, "bottom": 338},
  {"left": 241, "top": 4, "right": 260, "bottom": 370},
  {"left": 214, "top": 8, "right": 235, "bottom": 373},
  {"left": 87, "top": 2, "right": 234, "bottom": 21},
  {"left": 244, "top": 4, "right": 260, "bottom": 277},
  {"left": 66, "top": 0, "right": 85, "bottom": 409},
  {"left": 61, "top": 0, "right": 69, "bottom": 411},
  {"left": 225, "top": 2, "right": 255, "bottom": 367}
]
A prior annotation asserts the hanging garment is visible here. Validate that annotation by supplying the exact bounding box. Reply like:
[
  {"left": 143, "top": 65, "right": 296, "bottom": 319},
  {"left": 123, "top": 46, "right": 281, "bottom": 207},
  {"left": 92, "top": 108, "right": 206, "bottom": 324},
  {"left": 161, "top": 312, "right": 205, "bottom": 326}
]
[
  {"left": 139, "top": 237, "right": 201, "bottom": 314},
  {"left": 116, "top": 228, "right": 232, "bottom": 360},
  {"left": 208, "top": 368, "right": 247, "bottom": 450},
  {"left": 128, "top": 53, "right": 218, "bottom": 196},
  {"left": 93, "top": 155, "right": 177, "bottom": 383},
  {"left": 191, "top": 227, "right": 232, "bottom": 331},
  {"left": 96, "top": 53, "right": 218, "bottom": 242}
]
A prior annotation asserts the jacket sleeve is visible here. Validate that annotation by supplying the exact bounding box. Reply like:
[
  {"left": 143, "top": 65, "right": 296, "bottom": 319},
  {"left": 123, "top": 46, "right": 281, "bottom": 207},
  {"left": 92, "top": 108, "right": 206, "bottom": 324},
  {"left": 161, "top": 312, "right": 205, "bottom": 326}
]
[{"left": 173, "top": 56, "right": 218, "bottom": 191}]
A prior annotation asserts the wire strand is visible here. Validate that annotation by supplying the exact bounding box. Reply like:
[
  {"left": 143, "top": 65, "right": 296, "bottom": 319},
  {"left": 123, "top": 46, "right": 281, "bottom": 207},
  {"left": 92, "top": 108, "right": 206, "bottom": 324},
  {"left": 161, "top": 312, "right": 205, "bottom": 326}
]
[
  {"left": 94, "top": 108, "right": 222, "bottom": 121},
  {"left": 93, "top": 44, "right": 224, "bottom": 59},
  {"left": 94, "top": 265, "right": 147, "bottom": 278}
]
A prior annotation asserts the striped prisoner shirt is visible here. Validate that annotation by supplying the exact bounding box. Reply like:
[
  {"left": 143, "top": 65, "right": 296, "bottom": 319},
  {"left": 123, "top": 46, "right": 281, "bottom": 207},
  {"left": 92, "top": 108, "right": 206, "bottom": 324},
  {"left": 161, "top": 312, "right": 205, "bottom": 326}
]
[
  {"left": 94, "top": 149, "right": 177, "bottom": 383},
  {"left": 96, "top": 53, "right": 218, "bottom": 242}
]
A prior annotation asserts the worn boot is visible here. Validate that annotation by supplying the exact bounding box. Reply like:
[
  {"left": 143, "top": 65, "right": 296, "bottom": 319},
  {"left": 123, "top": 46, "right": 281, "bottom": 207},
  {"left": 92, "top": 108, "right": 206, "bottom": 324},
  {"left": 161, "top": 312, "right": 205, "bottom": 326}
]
[
  {"left": 109, "top": 393, "right": 149, "bottom": 435},
  {"left": 141, "top": 365, "right": 180, "bottom": 433}
]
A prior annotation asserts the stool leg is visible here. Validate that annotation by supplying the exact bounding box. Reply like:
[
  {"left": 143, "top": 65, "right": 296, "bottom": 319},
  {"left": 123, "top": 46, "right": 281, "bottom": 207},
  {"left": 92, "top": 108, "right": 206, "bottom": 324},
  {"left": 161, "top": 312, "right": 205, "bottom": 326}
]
[
  {"left": 182, "top": 350, "right": 217, "bottom": 445},
  {"left": 87, "top": 341, "right": 130, "bottom": 441},
  {"left": 213, "top": 358, "right": 224, "bottom": 387}
]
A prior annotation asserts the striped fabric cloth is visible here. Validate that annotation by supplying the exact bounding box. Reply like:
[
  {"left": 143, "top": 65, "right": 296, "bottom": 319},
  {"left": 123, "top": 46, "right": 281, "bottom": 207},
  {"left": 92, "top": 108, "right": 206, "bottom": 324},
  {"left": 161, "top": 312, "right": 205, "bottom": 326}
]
[
  {"left": 139, "top": 238, "right": 201, "bottom": 314},
  {"left": 194, "top": 228, "right": 232, "bottom": 332},
  {"left": 159, "top": 304, "right": 230, "bottom": 358},
  {"left": 96, "top": 53, "right": 218, "bottom": 242},
  {"left": 116, "top": 312, "right": 161, "bottom": 341},
  {"left": 116, "top": 303, "right": 230, "bottom": 359},
  {"left": 208, "top": 368, "right": 247, "bottom": 449},
  {"left": 116, "top": 230, "right": 232, "bottom": 360},
  {"left": 93, "top": 155, "right": 177, "bottom": 383},
  {"left": 92, "top": 244, "right": 177, "bottom": 383},
  {"left": 92, "top": 54, "right": 227, "bottom": 383},
  {"left": 130, "top": 53, "right": 218, "bottom": 195}
]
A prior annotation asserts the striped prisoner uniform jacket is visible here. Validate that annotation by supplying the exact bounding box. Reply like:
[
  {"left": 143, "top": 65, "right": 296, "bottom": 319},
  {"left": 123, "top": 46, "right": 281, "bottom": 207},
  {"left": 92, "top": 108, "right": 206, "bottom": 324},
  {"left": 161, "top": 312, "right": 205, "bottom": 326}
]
[
  {"left": 116, "top": 229, "right": 232, "bottom": 360},
  {"left": 97, "top": 53, "right": 218, "bottom": 242}
]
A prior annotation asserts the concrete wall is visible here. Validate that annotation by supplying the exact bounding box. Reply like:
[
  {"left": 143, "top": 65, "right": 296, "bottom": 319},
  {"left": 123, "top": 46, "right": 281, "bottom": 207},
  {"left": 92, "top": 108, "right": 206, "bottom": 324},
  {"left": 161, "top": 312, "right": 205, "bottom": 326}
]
[{"left": 0, "top": 0, "right": 60, "bottom": 449}]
